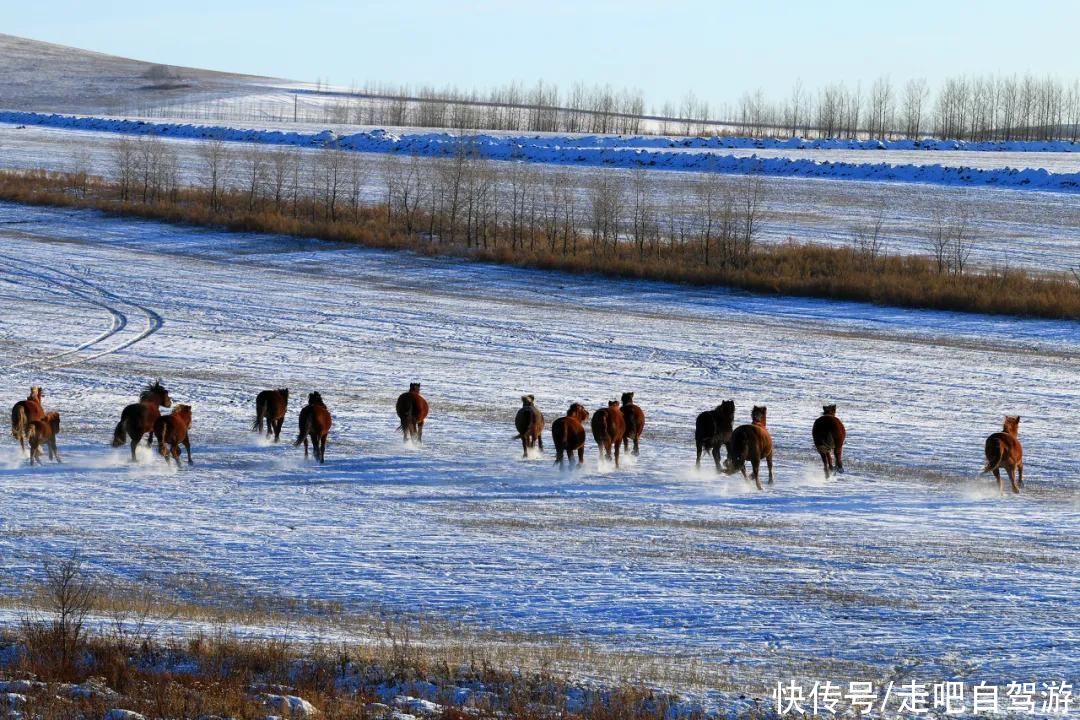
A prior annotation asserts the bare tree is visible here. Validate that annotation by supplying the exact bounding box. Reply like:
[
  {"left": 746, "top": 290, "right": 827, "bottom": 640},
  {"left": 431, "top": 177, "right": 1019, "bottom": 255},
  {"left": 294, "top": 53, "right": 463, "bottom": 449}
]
[
  {"left": 241, "top": 146, "right": 270, "bottom": 211},
  {"left": 112, "top": 137, "right": 138, "bottom": 202},
  {"left": 269, "top": 146, "right": 299, "bottom": 213},
  {"left": 198, "top": 139, "right": 233, "bottom": 212},
  {"left": 850, "top": 202, "right": 888, "bottom": 265},
  {"left": 23, "top": 552, "right": 97, "bottom": 677}
]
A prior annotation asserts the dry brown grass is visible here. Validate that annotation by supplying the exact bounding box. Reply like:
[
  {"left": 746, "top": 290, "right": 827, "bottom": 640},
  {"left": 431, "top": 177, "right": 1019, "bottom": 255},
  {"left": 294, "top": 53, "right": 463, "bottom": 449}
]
[{"left": 2, "top": 169, "right": 1075, "bottom": 319}]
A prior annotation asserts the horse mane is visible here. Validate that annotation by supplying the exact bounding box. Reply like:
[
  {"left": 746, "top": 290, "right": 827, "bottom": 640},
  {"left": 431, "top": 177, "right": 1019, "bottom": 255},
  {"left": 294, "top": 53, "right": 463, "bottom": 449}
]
[
  {"left": 140, "top": 380, "right": 167, "bottom": 401},
  {"left": 822, "top": 404, "right": 837, "bottom": 416},
  {"left": 29, "top": 386, "right": 43, "bottom": 400},
  {"left": 309, "top": 392, "right": 324, "bottom": 406},
  {"left": 521, "top": 394, "right": 535, "bottom": 406},
  {"left": 45, "top": 411, "right": 60, "bottom": 433},
  {"left": 409, "top": 382, "right": 422, "bottom": 393},
  {"left": 608, "top": 400, "right": 620, "bottom": 409},
  {"left": 621, "top": 392, "right": 634, "bottom": 405},
  {"left": 1003, "top": 415, "right": 1020, "bottom": 435},
  {"left": 278, "top": 388, "right": 289, "bottom": 397},
  {"left": 751, "top": 405, "right": 768, "bottom": 426},
  {"left": 716, "top": 400, "right": 735, "bottom": 420}
]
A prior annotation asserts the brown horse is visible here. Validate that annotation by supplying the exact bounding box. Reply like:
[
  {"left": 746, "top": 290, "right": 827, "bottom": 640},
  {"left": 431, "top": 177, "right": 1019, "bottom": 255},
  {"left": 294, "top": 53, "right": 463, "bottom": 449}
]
[
  {"left": 552, "top": 403, "right": 590, "bottom": 468},
  {"left": 724, "top": 405, "right": 774, "bottom": 490},
  {"left": 10, "top": 386, "right": 45, "bottom": 454},
  {"left": 620, "top": 392, "right": 645, "bottom": 455},
  {"left": 592, "top": 400, "right": 627, "bottom": 467},
  {"left": 695, "top": 400, "right": 735, "bottom": 469},
  {"left": 812, "top": 404, "right": 846, "bottom": 478},
  {"left": 295, "top": 392, "right": 332, "bottom": 463},
  {"left": 396, "top": 383, "right": 429, "bottom": 444},
  {"left": 513, "top": 394, "right": 544, "bottom": 457},
  {"left": 252, "top": 388, "right": 289, "bottom": 442},
  {"left": 154, "top": 404, "right": 193, "bottom": 466},
  {"left": 983, "top": 415, "right": 1023, "bottom": 493},
  {"left": 111, "top": 381, "right": 172, "bottom": 461},
  {"left": 27, "top": 411, "right": 61, "bottom": 466}
]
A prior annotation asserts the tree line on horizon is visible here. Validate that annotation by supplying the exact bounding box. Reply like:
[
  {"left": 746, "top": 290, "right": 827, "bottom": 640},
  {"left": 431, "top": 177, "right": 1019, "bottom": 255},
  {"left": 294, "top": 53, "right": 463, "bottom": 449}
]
[{"left": 126, "top": 74, "right": 1080, "bottom": 143}]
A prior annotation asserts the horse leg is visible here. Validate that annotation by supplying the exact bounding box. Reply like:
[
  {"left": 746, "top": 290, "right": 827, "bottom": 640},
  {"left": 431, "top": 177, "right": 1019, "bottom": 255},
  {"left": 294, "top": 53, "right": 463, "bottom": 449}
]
[
  {"left": 303, "top": 435, "right": 309, "bottom": 458},
  {"left": 1008, "top": 465, "right": 1020, "bottom": 494},
  {"left": 577, "top": 446, "right": 585, "bottom": 467},
  {"left": 633, "top": 434, "right": 640, "bottom": 456},
  {"left": 993, "top": 467, "right": 1003, "bottom": 494},
  {"left": 834, "top": 444, "right": 844, "bottom": 474},
  {"left": 751, "top": 458, "right": 763, "bottom": 491},
  {"left": 319, "top": 433, "right": 327, "bottom": 464},
  {"left": 521, "top": 435, "right": 529, "bottom": 458},
  {"left": 712, "top": 445, "right": 723, "bottom": 472},
  {"left": 613, "top": 440, "right": 620, "bottom": 469},
  {"left": 130, "top": 433, "right": 141, "bottom": 462},
  {"left": 695, "top": 440, "right": 703, "bottom": 468},
  {"left": 819, "top": 450, "right": 831, "bottom": 479},
  {"left": 51, "top": 439, "right": 61, "bottom": 463},
  {"left": 537, "top": 433, "right": 543, "bottom": 453},
  {"left": 554, "top": 447, "right": 564, "bottom": 468},
  {"left": 1017, "top": 462, "right": 1023, "bottom": 488},
  {"left": 417, "top": 421, "right": 424, "bottom": 444},
  {"left": 184, "top": 436, "right": 193, "bottom": 465},
  {"left": 766, "top": 453, "right": 774, "bottom": 485}
]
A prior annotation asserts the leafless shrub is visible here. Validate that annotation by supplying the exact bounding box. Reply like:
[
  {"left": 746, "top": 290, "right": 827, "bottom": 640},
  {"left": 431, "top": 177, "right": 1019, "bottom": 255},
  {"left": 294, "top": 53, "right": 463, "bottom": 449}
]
[{"left": 21, "top": 552, "right": 98, "bottom": 679}]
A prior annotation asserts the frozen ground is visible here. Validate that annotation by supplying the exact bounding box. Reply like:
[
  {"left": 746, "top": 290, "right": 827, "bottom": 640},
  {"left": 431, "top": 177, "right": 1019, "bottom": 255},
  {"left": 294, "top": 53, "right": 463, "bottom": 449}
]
[
  {"left": 0, "top": 202, "right": 1076, "bottom": 702},
  {"left": 2, "top": 124, "right": 1080, "bottom": 273}
]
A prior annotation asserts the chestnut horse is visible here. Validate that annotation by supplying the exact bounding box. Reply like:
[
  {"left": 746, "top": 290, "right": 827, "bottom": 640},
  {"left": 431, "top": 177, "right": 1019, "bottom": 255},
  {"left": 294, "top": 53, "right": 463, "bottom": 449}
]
[
  {"left": 591, "top": 400, "right": 626, "bottom": 467},
  {"left": 396, "top": 383, "right": 428, "bottom": 444},
  {"left": 812, "top": 404, "right": 846, "bottom": 478},
  {"left": 10, "top": 386, "right": 45, "bottom": 453},
  {"left": 983, "top": 415, "right": 1023, "bottom": 493},
  {"left": 513, "top": 394, "right": 544, "bottom": 457},
  {"left": 295, "top": 392, "right": 332, "bottom": 463},
  {"left": 252, "top": 388, "right": 289, "bottom": 442},
  {"left": 620, "top": 392, "right": 645, "bottom": 455},
  {"left": 724, "top": 405, "right": 774, "bottom": 490},
  {"left": 111, "top": 381, "right": 172, "bottom": 461},
  {"left": 695, "top": 400, "right": 735, "bottom": 469},
  {"left": 155, "top": 404, "right": 193, "bottom": 466},
  {"left": 28, "top": 411, "right": 61, "bottom": 466},
  {"left": 552, "top": 403, "right": 590, "bottom": 468}
]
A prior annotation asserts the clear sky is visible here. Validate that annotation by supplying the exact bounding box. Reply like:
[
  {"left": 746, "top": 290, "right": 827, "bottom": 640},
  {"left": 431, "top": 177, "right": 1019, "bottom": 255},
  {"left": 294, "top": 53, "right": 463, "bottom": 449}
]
[{"left": 6, "top": 0, "right": 1080, "bottom": 111}]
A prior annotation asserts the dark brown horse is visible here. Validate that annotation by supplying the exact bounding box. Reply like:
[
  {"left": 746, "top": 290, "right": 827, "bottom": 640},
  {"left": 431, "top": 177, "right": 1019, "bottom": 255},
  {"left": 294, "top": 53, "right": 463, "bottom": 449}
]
[
  {"left": 10, "top": 385, "right": 45, "bottom": 454},
  {"left": 28, "top": 411, "right": 61, "bottom": 466},
  {"left": 552, "top": 403, "right": 590, "bottom": 468},
  {"left": 396, "top": 383, "right": 429, "bottom": 444},
  {"left": 513, "top": 394, "right": 544, "bottom": 457},
  {"left": 983, "top": 415, "right": 1023, "bottom": 493},
  {"left": 620, "top": 392, "right": 645, "bottom": 455},
  {"left": 592, "top": 400, "right": 627, "bottom": 467},
  {"left": 695, "top": 400, "right": 735, "bottom": 469},
  {"left": 295, "top": 392, "right": 332, "bottom": 463},
  {"left": 252, "top": 388, "right": 289, "bottom": 442},
  {"left": 812, "top": 404, "right": 846, "bottom": 478},
  {"left": 154, "top": 404, "right": 193, "bottom": 466},
  {"left": 111, "top": 381, "right": 172, "bottom": 461},
  {"left": 724, "top": 405, "right": 774, "bottom": 490}
]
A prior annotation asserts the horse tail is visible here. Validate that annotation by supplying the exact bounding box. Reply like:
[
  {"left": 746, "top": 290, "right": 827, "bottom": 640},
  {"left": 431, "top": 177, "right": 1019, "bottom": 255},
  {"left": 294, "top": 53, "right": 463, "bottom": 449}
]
[
  {"left": 111, "top": 419, "right": 127, "bottom": 448},
  {"left": 11, "top": 404, "right": 26, "bottom": 440},
  {"left": 982, "top": 437, "right": 1004, "bottom": 474},
  {"left": 252, "top": 395, "right": 266, "bottom": 432},
  {"left": 815, "top": 430, "right": 836, "bottom": 456}
]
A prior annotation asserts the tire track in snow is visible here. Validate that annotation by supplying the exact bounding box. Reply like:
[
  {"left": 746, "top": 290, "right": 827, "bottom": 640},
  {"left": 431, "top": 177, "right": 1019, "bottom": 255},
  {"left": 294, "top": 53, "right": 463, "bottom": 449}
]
[{"left": 0, "top": 251, "right": 163, "bottom": 370}]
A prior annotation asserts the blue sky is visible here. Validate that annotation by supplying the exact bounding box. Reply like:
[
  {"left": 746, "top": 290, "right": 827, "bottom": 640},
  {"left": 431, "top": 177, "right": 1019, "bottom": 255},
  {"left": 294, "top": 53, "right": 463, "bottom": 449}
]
[{"left": 7, "top": 0, "right": 1080, "bottom": 110}]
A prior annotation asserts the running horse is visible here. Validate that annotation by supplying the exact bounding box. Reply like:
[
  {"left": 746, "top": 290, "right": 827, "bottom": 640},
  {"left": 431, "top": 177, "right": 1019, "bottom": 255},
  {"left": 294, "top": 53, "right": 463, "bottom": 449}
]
[
  {"left": 723, "top": 405, "right": 774, "bottom": 490},
  {"left": 983, "top": 415, "right": 1023, "bottom": 494},
  {"left": 28, "top": 411, "right": 61, "bottom": 466},
  {"left": 812, "top": 404, "right": 846, "bottom": 478},
  {"left": 695, "top": 400, "right": 735, "bottom": 469},
  {"left": 252, "top": 388, "right": 289, "bottom": 442},
  {"left": 552, "top": 403, "right": 590, "bottom": 468},
  {"left": 295, "top": 392, "right": 332, "bottom": 463},
  {"left": 591, "top": 400, "right": 626, "bottom": 468},
  {"left": 620, "top": 392, "right": 645, "bottom": 456},
  {"left": 513, "top": 394, "right": 544, "bottom": 457},
  {"left": 155, "top": 404, "right": 193, "bottom": 466},
  {"left": 396, "top": 383, "right": 429, "bottom": 444},
  {"left": 11, "top": 386, "right": 46, "bottom": 454},
  {"left": 111, "top": 381, "right": 172, "bottom": 461}
]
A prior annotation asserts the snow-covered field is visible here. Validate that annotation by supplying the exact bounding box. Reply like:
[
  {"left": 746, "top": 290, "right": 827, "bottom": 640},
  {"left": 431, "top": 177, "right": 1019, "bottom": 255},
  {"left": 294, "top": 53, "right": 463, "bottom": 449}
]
[
  {"left": 0, "top": 202, "right": 1076, "bottom": 702},
  {"left": 3, "top": 123, "right": 1080, "bottom": 273}
]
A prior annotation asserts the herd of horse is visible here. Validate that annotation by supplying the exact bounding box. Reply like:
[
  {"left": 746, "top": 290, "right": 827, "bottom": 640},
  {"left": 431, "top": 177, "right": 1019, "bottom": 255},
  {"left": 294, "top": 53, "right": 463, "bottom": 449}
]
[{"left": 9, "top": 382, "right": 1027, "bottom": 493}]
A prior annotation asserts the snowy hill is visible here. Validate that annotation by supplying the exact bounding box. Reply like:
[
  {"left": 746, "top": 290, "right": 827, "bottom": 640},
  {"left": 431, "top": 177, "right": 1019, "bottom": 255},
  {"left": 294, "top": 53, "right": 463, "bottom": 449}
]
[{"left": 0, "top": 33, "right": 283, "bottom": 114}]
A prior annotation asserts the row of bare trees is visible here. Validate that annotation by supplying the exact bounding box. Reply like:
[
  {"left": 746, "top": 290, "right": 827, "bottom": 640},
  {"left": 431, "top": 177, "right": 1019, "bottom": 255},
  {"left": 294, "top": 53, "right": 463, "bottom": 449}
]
[{"left": 107, "top": 137, "right": 766, "bottom": 266}]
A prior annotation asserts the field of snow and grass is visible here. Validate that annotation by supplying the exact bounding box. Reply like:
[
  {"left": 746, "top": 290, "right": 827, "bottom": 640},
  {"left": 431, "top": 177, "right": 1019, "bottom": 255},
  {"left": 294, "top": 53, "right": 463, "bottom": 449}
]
[
  {"left": 0, "top": 202, "right": 1076, "bottom": 709},
  {"left": 3, "top": 122, "right": 1080, "bottom": 274}
]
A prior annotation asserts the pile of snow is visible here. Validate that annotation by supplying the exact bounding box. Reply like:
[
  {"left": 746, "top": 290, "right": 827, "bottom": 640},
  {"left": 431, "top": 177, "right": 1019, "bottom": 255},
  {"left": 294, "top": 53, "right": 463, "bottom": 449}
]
[{"left": 2, "top": 111, "right": 1079, "bottom": 193}]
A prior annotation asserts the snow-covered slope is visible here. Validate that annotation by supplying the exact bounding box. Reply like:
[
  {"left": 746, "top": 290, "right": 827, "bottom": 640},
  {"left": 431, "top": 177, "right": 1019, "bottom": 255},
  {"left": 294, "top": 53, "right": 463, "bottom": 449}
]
[
  {"left": 0, "top": 203, "right": 1076, "bottom": 698},
  {"left": 0, "top": 33, "right": 281, "bottom": 115}
]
